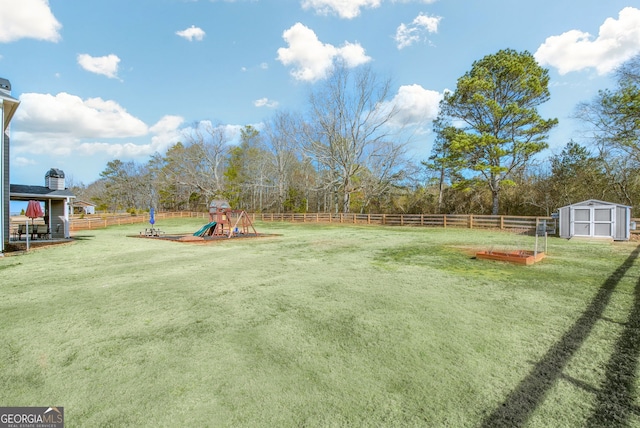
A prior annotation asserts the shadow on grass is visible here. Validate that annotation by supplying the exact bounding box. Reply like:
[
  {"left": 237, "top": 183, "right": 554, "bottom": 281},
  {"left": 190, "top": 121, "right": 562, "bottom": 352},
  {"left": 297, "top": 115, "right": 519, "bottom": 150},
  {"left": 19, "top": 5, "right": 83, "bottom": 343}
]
[
  {"left": 71, "top": 235, "right": 96, "bottom": 240},
  {"left": 480, "top": 245, "right": 640, "bottom": 428},
  {"left": 586, "top": 260, "right": 640, "bottom": 427}
]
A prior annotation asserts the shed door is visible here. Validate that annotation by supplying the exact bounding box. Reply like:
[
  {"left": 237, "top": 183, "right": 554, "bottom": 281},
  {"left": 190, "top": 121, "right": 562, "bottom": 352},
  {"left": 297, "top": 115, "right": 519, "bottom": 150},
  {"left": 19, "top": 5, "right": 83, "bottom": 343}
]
[
  {"left": 572, "top": 208, "right": 591, "bottom": 236},
  {"left": 571, "top": 206, "right": 614, "bottom": 237},
  {"left": 593, "top": 207, "right": 613, "bottom": 237}
]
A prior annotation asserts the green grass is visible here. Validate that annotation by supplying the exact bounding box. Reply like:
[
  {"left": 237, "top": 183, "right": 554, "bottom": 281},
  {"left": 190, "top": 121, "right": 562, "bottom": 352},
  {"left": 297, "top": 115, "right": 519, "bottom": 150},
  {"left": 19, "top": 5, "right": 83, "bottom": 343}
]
[{"left": 2, "top": 219, "right": 640, "bottom": 427}]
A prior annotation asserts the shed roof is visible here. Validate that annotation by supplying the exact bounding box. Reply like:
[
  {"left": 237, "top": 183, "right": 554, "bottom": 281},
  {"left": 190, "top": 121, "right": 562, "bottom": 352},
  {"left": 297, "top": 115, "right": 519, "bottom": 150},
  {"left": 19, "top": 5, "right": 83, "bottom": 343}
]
[{"left": 559, "top": 199, "right": 631, "bottom": 209}]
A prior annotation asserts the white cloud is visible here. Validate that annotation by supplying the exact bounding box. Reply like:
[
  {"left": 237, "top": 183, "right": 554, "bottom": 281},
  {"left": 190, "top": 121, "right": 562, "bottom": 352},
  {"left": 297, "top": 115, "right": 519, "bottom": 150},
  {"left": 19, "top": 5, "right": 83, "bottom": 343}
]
[
  {"left": 181, "top": 121, "right": 248, "bottom": 146},
  {"left": 0, "top": 0, "right": 61, "bottom": 43},
  {"left": 338, "top": 42, "right": 371, "bottom": 67},
  {"left": 13, "top": 156, "right": 37, "bottom": 167},
  {"left": 395, "top": 13, "right": 441, "bottom": 49},
  {"left": 535, "top": 7, "right": 640, "bottom": 75},
  {"left": 413, "top": 13, "right": 440, "bottom": 33},
  {"left": 277, "top": 23, "right": 371, "bottom": 82},
  {"left": 381, "top": 84, "right": 442, "bottom": 127},
  {"left": 11, "top": 94, "right": 185, "bottom": 161},
  {"left": 254, "top": 98, "right": 279, "bottom": 108},
  {"left": 176, "top": 25, "right": 206, "bottom": 42},
  {"left": 76, "top": 141, "right": 153, "bottom": 158},
  {"left": 149, "top": 115, "right": 184, "bottom": 136},
  {"left": 14, "top": 92, "right": 147, "bottom": 139},
  {"left": 77, "top": 54, "right": 121, "bottom": 79},
  {"left": 69, "top": 115, "right": 183, "bottom": 158},
  {"left": 148, "top": 115, "right": 185, "bottom": 152},
  {"left": 300, "top": 0, "right": 437, "bottom": 19},
  {"left": 301, "top": 0, "right": 381, "bottom": 19}
]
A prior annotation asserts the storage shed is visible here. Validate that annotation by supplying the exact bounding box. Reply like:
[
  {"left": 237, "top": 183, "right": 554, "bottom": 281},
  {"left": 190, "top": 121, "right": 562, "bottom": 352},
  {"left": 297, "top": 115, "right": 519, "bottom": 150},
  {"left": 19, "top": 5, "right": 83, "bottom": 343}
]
[
  {"left": 72, "top": 200, "right": 96, "bottom": 215},
  {"left": 558, "top": 199, "right": 632, "bottom": 241}
]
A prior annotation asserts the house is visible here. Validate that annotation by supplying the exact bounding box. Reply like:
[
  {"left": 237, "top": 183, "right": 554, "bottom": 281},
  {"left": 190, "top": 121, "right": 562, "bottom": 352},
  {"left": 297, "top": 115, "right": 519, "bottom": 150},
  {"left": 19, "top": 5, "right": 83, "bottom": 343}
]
[
  {"left": 0, "top": 78, "right": 20, "bottom": 253},
  {"left": 10, "top": 168, "right": 75, "bottom": 240},
  {"left": 558, "top": 199, "right": 632, "bottom": 241},
  {"left": 73, "top": 200, "right": 96, "bottom": 215}
]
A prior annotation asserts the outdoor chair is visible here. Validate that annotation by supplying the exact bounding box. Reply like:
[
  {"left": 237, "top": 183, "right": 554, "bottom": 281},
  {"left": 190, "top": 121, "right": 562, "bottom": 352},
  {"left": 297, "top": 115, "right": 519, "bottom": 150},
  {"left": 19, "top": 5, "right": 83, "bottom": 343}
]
[
  {"left": 17, "top": 224, "right": 25, "bottom": 240},
  {"left": 36, "top": 224, "right": 49, "bottom": 239}
]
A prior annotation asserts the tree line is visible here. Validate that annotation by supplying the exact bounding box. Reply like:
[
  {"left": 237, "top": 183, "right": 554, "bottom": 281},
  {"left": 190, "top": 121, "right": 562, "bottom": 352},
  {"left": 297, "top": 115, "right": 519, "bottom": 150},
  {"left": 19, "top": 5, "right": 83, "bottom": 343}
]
[{"left": 72, "top": 50, "right": 640, "bottom": 217}]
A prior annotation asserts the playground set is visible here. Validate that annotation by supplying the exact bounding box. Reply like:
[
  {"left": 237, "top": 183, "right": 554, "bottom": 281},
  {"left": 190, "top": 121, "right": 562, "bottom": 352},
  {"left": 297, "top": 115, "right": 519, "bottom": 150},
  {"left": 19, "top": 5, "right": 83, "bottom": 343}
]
[
  {"left": 137, "top": 200, "right": 260, "bottom": 244},
  {"left": 193, "top": 200, "right": 258, "bottom": 238}
]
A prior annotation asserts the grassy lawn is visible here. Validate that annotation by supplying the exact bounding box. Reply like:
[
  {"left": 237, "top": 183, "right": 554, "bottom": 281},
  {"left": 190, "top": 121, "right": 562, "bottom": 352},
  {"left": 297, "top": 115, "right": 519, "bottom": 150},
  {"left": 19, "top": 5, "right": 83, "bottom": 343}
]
[{"left": 2, "top": 218, "right": 640, "bottom": 427}]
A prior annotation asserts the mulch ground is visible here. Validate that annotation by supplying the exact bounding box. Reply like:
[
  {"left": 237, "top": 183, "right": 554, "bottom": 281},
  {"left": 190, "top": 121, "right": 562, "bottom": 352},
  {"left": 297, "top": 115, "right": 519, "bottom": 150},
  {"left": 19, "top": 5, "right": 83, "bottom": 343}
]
[{"left": 130, "top": 233, "right": 280, "bottom": 244}]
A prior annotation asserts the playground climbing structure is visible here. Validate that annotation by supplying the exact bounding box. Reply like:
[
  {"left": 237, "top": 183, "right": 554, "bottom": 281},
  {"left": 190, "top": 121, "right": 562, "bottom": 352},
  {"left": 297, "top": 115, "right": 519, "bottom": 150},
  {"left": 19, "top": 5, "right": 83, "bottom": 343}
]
[{"left": 202, "top": 199, "right": 258, "bottom": 238}]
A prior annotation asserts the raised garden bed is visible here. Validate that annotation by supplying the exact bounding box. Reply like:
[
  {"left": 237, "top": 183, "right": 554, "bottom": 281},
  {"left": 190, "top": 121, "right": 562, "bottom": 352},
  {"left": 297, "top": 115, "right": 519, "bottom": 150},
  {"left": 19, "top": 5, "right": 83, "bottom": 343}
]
[{"left": 475, "top": 250, "right": 545, "bottom": 265}]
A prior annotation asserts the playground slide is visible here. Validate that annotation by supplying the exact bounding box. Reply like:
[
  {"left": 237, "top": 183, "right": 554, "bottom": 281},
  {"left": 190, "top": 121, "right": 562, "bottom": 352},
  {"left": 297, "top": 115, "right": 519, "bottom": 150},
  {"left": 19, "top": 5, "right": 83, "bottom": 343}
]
[{"left": 193, "top": 222, "right": 217, "bottom": 237}]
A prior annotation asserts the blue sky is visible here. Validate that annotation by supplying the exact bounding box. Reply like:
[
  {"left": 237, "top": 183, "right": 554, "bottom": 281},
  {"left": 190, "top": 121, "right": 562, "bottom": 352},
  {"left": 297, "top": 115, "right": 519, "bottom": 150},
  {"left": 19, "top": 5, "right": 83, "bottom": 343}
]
[{"left": 2, "top": 0, "right": 639, "bottom": 187}]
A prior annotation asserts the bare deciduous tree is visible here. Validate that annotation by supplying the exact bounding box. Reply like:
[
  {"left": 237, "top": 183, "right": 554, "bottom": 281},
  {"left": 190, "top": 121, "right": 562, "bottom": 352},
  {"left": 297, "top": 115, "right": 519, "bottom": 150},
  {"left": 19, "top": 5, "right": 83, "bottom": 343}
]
[
  {"left": 181, "top": 121, "right": 232, "bottom": 200},
  {"left": 304, "top": 64, "right": 410, "bottom": 213},
  {"left": 263, "top": 110, "right": 306, "bottom": 212}
]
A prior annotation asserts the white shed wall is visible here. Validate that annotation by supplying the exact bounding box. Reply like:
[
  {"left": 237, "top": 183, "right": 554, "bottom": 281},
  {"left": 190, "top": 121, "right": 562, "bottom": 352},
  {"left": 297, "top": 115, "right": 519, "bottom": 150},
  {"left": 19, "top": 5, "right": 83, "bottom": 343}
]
[{"left": 558, "top": 200, "right": 631, "bottom": 241}]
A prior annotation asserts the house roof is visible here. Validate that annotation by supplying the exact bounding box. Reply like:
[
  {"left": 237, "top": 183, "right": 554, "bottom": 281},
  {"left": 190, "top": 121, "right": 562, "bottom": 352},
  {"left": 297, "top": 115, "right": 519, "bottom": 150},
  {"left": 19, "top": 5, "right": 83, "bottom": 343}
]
[
  {"left": 10, "top": 184, "right": 76, "bottom": 201},
  {"left": 72, "top": 200, "right": 96, "bottom": 207},
  {"left": 0, "top": 90, "right": 20, "bottom": 131}
]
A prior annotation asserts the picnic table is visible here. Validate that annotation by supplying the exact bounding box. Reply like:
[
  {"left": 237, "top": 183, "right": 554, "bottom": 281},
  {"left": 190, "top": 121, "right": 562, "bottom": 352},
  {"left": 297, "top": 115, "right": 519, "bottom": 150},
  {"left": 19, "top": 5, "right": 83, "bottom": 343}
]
[
  {"left": 141, "top": 228, "right": 165, "bottom": 237},
  {"left": 16, "top": 224, "right": 50, "bottom": 240}
]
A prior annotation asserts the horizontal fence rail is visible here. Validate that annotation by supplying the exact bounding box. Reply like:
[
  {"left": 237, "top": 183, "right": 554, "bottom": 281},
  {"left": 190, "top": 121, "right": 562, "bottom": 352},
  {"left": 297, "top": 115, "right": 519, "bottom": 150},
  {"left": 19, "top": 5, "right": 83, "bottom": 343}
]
[
  {"left": 67, "top": 211, "right": 208, "bottom": 231},
  {"left": 59, "top": 212, "right": 640, "bottom": 235},
  {"left": 251, "top": 212, "right": 559, "bottom": 234}
]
